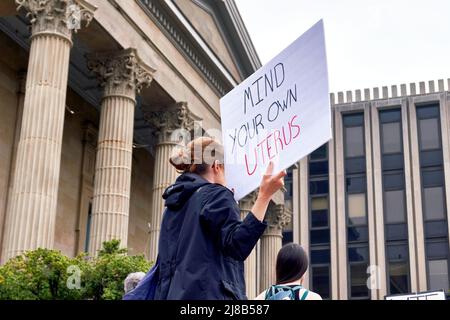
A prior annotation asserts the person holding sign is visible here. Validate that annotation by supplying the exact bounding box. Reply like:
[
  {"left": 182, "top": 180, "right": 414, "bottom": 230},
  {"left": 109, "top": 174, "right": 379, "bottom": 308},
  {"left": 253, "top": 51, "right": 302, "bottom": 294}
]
[{"left": 153, "top": 137, "right": 286, "bottom": 300}]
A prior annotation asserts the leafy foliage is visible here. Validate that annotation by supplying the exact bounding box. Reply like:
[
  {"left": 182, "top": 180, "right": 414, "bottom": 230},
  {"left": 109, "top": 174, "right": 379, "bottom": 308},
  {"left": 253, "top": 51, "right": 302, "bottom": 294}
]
[{"left": 0, "top": 240, "right": 152, "bottom": 300}]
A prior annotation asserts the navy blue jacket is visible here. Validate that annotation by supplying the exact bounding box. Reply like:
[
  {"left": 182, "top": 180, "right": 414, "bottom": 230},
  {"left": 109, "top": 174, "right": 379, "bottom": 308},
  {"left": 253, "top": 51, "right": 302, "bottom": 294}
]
[{"left": 154, "top": 173, "right": 267, "bottom": 300}]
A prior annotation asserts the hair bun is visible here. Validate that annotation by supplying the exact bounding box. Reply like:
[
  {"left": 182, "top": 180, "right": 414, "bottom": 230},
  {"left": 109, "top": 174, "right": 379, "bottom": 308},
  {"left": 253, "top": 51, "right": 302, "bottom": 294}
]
[{"left": 169, "top": 147, "right": 191, "bottom": 172}]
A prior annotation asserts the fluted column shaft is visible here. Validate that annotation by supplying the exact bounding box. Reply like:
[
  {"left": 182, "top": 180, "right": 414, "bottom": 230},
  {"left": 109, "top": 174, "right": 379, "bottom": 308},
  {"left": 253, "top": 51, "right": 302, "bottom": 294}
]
[
  {"left": 1, "top": 0, "right": 95, "bottom": 262},
  {"left": 145, "top": 103, "right": 195, "bottom": 262},
  {"left": 260, "top": 204, "right": 291, "bottom": 290},
  {"left": 87, "top": 49, "right": 154, "bottom": 256},
  {"left": 239, "top": 192, "right": 258, "bottom": 299},
  {"left": 149, "top": 141, "right": 179, "bottom": 262}
]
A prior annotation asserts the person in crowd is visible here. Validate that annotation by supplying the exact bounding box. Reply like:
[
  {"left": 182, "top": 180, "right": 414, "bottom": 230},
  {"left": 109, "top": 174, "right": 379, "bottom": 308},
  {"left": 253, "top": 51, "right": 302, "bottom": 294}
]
[
  {"left": 255, "top": 243, "right": 322, "bottom": 300},
  {"left": 124, "top": 272, "right": 146, "bottom": 294},
  {"left": 153, "top": 137, "right": 286, "bottom": 300}
]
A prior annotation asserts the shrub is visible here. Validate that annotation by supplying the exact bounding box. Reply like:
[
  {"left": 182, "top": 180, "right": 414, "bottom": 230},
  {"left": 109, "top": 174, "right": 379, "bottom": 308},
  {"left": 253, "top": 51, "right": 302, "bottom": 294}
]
[
  {"left": 0, "top": 240, "right": 152, "bottom": 300},
  {"left": 85, "top": 240, "right": 151, "bottom": 300}
]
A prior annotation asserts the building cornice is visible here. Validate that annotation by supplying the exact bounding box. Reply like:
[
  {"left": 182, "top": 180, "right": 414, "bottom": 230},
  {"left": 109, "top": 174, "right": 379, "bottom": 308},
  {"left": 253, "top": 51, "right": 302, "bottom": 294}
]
[
  {"left": 331, "top": 79, "right": 450, "bottom": 106},
  {"left": 138, "top": 0, "right": 236, "bottom": 96}
]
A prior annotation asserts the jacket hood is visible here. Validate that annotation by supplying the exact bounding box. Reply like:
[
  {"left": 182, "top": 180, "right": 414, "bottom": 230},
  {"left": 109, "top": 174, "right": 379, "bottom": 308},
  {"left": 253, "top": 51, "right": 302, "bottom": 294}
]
[{"left": 162, "top": 173, "right": 210, "bottom": 210}]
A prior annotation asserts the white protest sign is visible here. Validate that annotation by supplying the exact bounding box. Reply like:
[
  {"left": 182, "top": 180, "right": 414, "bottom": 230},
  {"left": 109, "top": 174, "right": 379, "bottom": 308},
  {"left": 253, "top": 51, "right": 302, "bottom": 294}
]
[
  {"left": 220, "top": 20, "right": 331, "bottom": 200},
  {"left": 385, "top": 290, "right": 447, "bottom": 300}
]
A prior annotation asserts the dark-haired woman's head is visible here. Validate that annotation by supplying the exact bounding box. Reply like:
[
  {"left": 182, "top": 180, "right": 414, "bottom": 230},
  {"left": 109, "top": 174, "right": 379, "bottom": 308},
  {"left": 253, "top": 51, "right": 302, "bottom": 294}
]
[{"left": 276, "top": 243, "right": 309, "bottom": 285}]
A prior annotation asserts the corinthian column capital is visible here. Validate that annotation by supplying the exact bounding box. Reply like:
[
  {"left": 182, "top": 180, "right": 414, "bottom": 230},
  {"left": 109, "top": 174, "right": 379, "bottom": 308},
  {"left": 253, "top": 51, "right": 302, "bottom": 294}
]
[
  {"left": 16, "top": 0, "right": 96, "bottom": 40},
  {"left": 144, "top": 102, "right": 198, "bottom": 145},
  {"left": 239, "top": 191, "right": 258, "bottom": 214},
  {"left": 87, "top": 48, "right": 155, "bottom": 100},
  {"left": 265, "top": 204, "right": 291, "bottom": 234}
]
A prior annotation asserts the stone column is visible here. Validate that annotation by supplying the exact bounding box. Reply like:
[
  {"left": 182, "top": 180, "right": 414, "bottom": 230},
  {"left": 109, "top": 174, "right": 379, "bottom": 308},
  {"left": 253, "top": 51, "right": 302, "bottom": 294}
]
[
  {"left": 86, "top": 49, "right": 154, "bottom": 256},
  {"left": 144, "top": 103, "right": 195, "bottom": 262},
  {"left": 1, "top": 0, "right": 95, "bottom": 262},
  {"left": 260, "top": 204, "right": 291, "bottom": 290},
  {"left": 239, "top": 192, "right": 258, "bottom": 299}
]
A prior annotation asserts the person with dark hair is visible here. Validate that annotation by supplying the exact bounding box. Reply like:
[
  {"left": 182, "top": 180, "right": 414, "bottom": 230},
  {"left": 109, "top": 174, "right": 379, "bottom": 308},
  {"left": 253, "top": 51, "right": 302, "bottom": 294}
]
[
  {"left": 153, "top": 137, "right": 286, "bottom": 300},
  {"left": 255, "top": 243, "right": 322, "bottom": 300}
]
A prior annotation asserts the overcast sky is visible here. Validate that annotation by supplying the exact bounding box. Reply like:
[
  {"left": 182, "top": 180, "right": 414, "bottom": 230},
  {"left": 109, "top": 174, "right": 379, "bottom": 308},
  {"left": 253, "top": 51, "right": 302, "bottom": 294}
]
[{"left": 234, "top": 0, "right": 450, "bottom": 93}]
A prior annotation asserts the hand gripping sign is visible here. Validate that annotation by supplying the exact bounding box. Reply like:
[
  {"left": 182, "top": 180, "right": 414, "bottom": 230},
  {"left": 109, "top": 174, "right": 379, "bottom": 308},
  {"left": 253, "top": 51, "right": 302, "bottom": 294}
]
[{"left": 220, "top": 20, "right": 332, "bottom": 200}]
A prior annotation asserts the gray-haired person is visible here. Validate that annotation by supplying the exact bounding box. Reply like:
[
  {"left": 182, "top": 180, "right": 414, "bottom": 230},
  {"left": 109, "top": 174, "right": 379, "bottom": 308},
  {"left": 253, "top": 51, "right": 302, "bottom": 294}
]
[{"left": 124, "top": 272, "right": 146, "bottom": 294}]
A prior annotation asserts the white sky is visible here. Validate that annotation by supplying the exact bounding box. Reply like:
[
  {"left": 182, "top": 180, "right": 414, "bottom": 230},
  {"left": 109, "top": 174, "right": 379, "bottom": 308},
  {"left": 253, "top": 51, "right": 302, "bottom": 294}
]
[{"left": 234, "top": 0, "right": 450, "bottom": 93}]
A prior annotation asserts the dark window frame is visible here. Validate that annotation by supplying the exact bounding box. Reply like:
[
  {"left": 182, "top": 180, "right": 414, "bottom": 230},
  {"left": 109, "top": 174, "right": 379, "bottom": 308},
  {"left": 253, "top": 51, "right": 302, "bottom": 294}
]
[{"left": 416, "top": 103, "right": 450, "bottom": 291}]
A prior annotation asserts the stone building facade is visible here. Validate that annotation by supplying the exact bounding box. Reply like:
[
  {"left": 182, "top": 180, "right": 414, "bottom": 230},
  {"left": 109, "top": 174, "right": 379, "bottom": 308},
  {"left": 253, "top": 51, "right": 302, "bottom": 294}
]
[{"left": 0, "top": 0, "right": 289, "bottom": 299}]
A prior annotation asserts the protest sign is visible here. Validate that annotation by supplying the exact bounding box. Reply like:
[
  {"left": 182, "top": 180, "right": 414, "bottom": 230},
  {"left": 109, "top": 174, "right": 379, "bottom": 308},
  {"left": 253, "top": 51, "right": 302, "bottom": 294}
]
[{"left": 220, "top": 19, "right": 331, "bottom": 200}]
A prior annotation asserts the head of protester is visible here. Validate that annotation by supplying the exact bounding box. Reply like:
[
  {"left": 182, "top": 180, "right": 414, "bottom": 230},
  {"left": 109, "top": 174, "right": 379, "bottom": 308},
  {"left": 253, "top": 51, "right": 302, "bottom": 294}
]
[
  {"left": 255, "top": 243, "right": 322, "bottom": 300},
  {"left": 151, "top": 136, "right": 286, "bottom": 300}
]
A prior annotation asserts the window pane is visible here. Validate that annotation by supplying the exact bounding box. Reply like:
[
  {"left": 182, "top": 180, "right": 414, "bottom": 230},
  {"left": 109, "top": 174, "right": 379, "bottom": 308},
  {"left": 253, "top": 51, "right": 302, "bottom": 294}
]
[
  {"left": 382, "top": 122, "right": 402, "bottom": 154},
  {"left": 350, "top": 264, "right": 369, "bottom": 298},
  {"left": 428, "top": 259, "right": 449, "bottom": 291},
  {"left": 310, "top": 144, "right": 327, "bottom": 160},
  {"left": 383, "top": 172, "right": 404, "bottom": 190},
  {"left": 426, "top": 241, "right": 449, "bottom": 259},
  {"left": 348, "top": 246, "right": 369, "bottom": 262},
  {"left": 309, "top": 180, "right": 329, "bottom": 195},
  {"left": 419, "top": 118, "right": 440, "bottom": 151},
  {"left": 348, "top": 193, "right": 367, "bottom": 226},
  {"left": 389, "top": 262, "right": 409, "bottom": 294},
  {"left": 309, "top": 161, "right": 328, "bottom": 176},
  {"left": 311, "top": 249, "right": 331, "bottom": 264},
  {"left": 345, "top": 126, "right": 364, "bottom": 158},
  {"left": 380, "top": 109, "right": 401, "bottom": 123},
  {"left": 387, "top": 244, "right": 409, "bottom": 261},
  {"left": 311, "top": 197, "right": 328, "bottom": 228},
  {"left": 423, "top": 187, "right": 445, "bottom": 221},
  {"left": 310, "top": 229, "right": 330, "bottom": 245},
  {"left": 422, "top": 170, "right": 444, "bottom": 188},
  {"left": 347, "top": 226, "right": 369, "bottom": 242},
  {"left": 346, "top": 176, "right": 366, "bottom": 193},
  {"left": 312, "top": 266, "right": 330, "bottom": 299},
  {"left": 385, "top": 190, "right": 406, "bottom": 224}
]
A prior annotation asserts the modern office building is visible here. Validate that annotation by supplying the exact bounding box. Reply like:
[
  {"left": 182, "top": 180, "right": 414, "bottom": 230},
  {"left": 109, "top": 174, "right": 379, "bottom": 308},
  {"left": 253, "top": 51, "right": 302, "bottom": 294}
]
[{"left": 284, "top": 82, "right": 450, "bottom": 299}]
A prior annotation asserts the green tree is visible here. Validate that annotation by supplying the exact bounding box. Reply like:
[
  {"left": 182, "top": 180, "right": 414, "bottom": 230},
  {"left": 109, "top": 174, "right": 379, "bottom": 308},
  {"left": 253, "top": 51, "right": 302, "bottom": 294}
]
[
  {"left": 0, "top": 240, "right": 152, "bottom": 300},
  {"left": 0, "top": 249, "right": 91, "bottom": 300},
  {"left": 85, "top": 240, "right": 151, "bottom": 300}
]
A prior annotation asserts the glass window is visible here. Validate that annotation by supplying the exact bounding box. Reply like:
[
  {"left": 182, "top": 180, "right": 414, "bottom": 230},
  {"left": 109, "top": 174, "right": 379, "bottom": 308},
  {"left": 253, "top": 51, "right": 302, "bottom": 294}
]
[
  {"left": 384, "top": 190, "right": 406, "bottom": 224},
  {"left": 380, "top": 109, "right": 401, "bottom": 123},
  {"left": 382, "top": 122, "right": 402, "bottom": 154},
  {"left": 423, "top": 187, "right": 446, "bottom": 221},
  {"left": 348, "top": 246, "right": 369, "bottom": 262},
  {"left": 311, "top": 249, "right": 331, "bottom": 264},
  {"left": 387, "top": 244, "right": 409, "bottom": 261},
  {"left": 350, "top": 264, "right": 369, "bottom": 298},
  {"left": 383, "top": 172, "right": 404, "bottom": 190},
  {"left": 312, "top": 266, "right": 330, "bottom": 299},
  {"left": 428, "top": 259, "right": 449, "bottom": 291},
  {"left": 419, "top": 118, "right": 440, "bottom": 151},
  {"left": 310, "top": 144, "right": 327, "bottom": 160},
  {"left": 347, "top": 226, "right": 369, "bottom": 242},
  {"left": 389, "top": 262, "right": 409, "bottom": 294},
  {"left": 312, "top": 197, "right": 327, "bottom": 210},
  {"left": 422, "top": 170, "right": 444, "bottom": 188},
  {"left": 348, "top": 193, "right": 367, "bottom": 226},
  {"left": 309, "top": 161, "right": 328, "bottom": 176},
  {"left": 346, "top": 176, "right": 366, "bottom": 193},
  {"left": 310, "top": 229, "right": 330, "bottom": 245},
  {"left": 345, "top": 126, "right": 364, "bottom": 158},
  {"left": 311, "top": 197, "right": 328, "bottom": 228},
  {"left": 426, "top": 240, "right": 449, "bottom": 259},
  {"left": 309, "top": 179, "right": 329, "bottom": 195}
]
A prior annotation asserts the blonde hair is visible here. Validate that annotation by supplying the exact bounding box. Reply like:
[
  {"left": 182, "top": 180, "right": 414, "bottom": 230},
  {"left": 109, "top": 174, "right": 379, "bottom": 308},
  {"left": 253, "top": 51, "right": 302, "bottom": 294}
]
[{"left": 169, "top": 137, "right": 224, "bottom": 174}]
